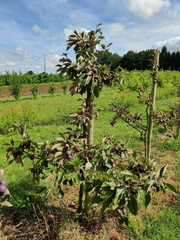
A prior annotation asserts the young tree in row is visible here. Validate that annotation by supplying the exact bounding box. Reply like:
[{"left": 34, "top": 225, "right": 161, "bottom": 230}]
[
  {"left": 56, "top": 23, "right": 121, "bottom": 212},
  {"left": 56, "top": 23, "right": 119, "bottom": 146},
  {"left": 6, "top": 25, "right": 177, "bottom": 225}
]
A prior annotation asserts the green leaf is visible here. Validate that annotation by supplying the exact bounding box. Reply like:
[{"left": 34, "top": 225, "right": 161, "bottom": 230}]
[
  {"left": 107, "top": 43, "right": 112, "bottom": 48},
  {"left": 114, "top": 187, "right": 125, "bottom": 204},
  {"left": 110, "top": 203, "right": 118, "bottom": 210},
  {"left": 101, "top": 197, "right": 112, "bottom": 213},
  {"left": 124, "top": 217, "right": 129, "bottom": 226},
  {"left": 8, "top": 160, "right": 14, "bottom": 165},
  {"left": 91, "top": 195, "right": 102, "bottom": 204},
  {"left": 69, "top": 63, "right": 77, "bottom": 68},
  {"left": 57, "top": 171, "right": 65, "bottom": 184},
  {"left": 58, "top": 188, "right": 64, "bottom": 198},
  {"left": 121, "top": 152, "right": 126, "bottom": 159},
  {"left": 86, "top": 76, "right": 92, "bottom": 85},
  {"left": 109, "top": 181, "right": 116, "bottom": 190},
  {"left": 101, "top": 43, "right": 106, "bottom": 49},
  {"left": 98, "top": 36, "right": 105, "bottom": 39},
  {"left": 137, "top": 189, "right": 145, "bottom": 200},
  {"left": 118, "top": 196, "right": 126, "bottom": 207},
  {"left": 145, "top": 193, "right": 151, "bottom": 208},
  {"left": 165, "top": 183, "right": 177, "bottom": 194},
  {"left": 127, "top": 195, "right": 138, "bottom": 215},
  {"left": 93, "top": 85, "right": 100, "bottom": 98},
  {"left": 120, "top": 170, "right": 133, "bottom": 176},
  {"left": 159, "top": 165, "right": 167, "bottom": 178},
  {"left": 118, "top": 217, "right": 129, "bottom": 226},
  {"left": 118, "top": 218, "right": 125, "bottom": 225},
  {"left": 102, "top": 150, "right": 106, "bottom": 160}
]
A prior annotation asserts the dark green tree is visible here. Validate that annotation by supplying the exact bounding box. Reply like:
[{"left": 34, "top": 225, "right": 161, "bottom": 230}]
[
  {"left": 120, "top": 50, "right": 137, "bottom": 70},
  {"left": 96, "top": 50, "right": 121, "bottom": 70},
  {"left": 160, "top": 46, "right": 169, "bottom": 70},
  {"left": 136, "top": 50, "right": 155, "bottom": 70}
]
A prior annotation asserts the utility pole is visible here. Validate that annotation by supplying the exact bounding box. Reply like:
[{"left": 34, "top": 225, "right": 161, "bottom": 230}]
[{"left": 40, "top": 55, "right": 47, "bottom": 72}]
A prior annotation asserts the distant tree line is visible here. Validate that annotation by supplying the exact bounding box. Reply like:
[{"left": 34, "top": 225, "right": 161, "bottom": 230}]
[
  {"left": 0, "top": 71, "right": 67, "bottom": 86},
  {"left": 0, "top": 45, "right": 179, "bottom": 87},
  {"left": 96, "top": 46, "right": 180, "bottom": 71}
]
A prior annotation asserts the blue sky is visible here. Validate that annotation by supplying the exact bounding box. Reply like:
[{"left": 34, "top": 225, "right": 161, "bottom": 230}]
[{"left": 0, "top": 0, "right": 180, "bottom": 74}]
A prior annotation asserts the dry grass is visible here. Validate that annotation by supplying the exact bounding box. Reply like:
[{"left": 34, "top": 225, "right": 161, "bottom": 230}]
[{"left": 0, "top": 198, "right": 128, "bottom": 240}]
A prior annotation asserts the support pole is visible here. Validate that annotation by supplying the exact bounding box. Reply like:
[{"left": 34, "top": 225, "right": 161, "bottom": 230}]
[{"left": 146, "top": 51, "right": 159, "bottom": 158}]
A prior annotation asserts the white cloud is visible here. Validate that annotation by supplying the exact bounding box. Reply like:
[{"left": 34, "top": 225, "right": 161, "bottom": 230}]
[
  {"left": 0, "top": 61, "right": 17, "bottom": 67},
  {"left": 34, "top": 65, "right": 42, "bottom": 70},
  {"left": 15, "top": 47, "right": 30, "bottom": 58},
  {"left": 46, "top": 51, "right": 61, "bottom": 69},
  {"left": 64, "top": 26, "right": 89, "bottom": 40},
  {"left": 152, "top": 24, "right": 180, "bottom": 35},
  {"left": 48, "top": 52, "right": 61, "bottom": 62},
  {"left": 154, "top": 36, "right": 180, "bottom": 51},
  {"left": 167, "top": 3, "right": 180, "bottom": 18},
  {"left": 32, "top": 25, "right": 49, "bottom": 35},
  {"left": 69, "top": 11, "right": 78, "bottom": 19},
  {"left": 125, "top": 0, "right": 171, "bottom": 19},
  {"left": 109, "top": 23, "right": 125, "bottom": 37}
]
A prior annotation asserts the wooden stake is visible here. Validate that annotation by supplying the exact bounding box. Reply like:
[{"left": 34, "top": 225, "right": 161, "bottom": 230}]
[{"left": 146, "top": 50, "right": 160, "bottom": 158}]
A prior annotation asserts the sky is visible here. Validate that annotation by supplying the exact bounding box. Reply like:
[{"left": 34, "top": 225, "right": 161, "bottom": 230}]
[{"left": 0, "top": 0, "right": 180, "bottom": 74}]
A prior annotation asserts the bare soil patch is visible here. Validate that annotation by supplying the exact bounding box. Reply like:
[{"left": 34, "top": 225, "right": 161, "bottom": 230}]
[{"left": 0, "top": 83, "right": 65, "bottom": 98}]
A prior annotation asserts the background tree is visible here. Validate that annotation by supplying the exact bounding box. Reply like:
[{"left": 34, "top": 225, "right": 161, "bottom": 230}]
[
  {"left": 160, "top": 46, "right": 169, "bottom": 70},
  {"left": 120, "top": 50, "right": 137, "bottom": 70},
  {"left": 96, "top": 50, "right": 121, "bottom": 70},
  {"left": 8, "top": 72, "right": 22, "bottom": 100}
]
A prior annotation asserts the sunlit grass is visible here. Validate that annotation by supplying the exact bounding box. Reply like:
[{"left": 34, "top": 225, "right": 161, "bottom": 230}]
[{"left": 128, "top": 203, "right": 180, "bottom": 240}]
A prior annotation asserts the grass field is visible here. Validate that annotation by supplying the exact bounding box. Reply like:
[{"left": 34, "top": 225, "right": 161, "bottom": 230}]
[{"left": 0, "top": 81, "right": 179, "bottom": 240}]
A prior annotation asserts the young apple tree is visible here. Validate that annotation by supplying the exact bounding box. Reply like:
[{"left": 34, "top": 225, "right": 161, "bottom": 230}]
[
  {"left": 56, "top": 23, "right": 121, "bottom": 145},
  {"left": 6, "top": 26, "right": 177, "bottom": 225}
]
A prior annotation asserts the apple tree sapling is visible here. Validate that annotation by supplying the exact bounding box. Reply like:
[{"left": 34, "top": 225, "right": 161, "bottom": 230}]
[{"left": 6, "top": 26, "right": 177, "bottom": 225}]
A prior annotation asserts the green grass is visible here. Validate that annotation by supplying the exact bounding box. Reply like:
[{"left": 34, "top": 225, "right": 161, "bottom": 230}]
[
  {"left": 0, "top": 92, "right": 79, "bottom": 133},
  {"left": 128, "top": 204, "right": 180, "bottom": 240},
  {"left": 0, "top": 83, "right": 179, "bottom": 189}
]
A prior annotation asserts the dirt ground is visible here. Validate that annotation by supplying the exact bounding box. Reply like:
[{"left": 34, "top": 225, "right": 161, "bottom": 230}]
[{"left": 0, "top": 83, "right": 64, "bottom": 98}]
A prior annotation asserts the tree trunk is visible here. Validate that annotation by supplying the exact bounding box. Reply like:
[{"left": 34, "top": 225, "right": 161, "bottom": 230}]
[
  {"left": 77, "top": 183, "right": 83, "bottom": 213},
  {"left": 86, "top": 90, "right": 94, "bottom": 146}
]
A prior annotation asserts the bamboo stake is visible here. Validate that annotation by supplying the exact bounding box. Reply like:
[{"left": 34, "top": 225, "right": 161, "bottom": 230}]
[{"left": 146, "top": 50, "right": 160, "bottom": 158}]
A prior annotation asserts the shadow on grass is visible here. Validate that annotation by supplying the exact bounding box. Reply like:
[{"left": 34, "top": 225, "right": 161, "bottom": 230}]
[{"left": 0, "top": 99, "right": 16, "bottom": 103}]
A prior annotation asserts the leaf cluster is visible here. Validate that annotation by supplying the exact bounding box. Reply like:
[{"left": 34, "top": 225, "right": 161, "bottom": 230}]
[
  {"left": 5, "top": 122, "right": 177, "bottom": 225},
  {"left": 56, "top": 24, "right": 122, "bottom": 97}
]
